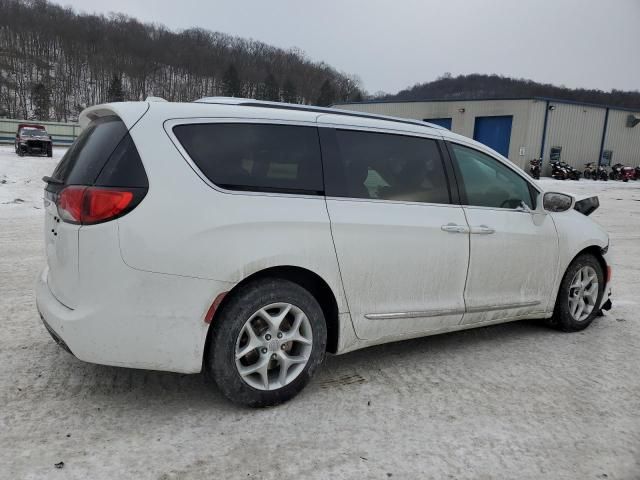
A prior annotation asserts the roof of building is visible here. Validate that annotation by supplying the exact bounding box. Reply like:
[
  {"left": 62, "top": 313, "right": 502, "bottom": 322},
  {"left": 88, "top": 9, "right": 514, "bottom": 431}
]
[{"left": 332, "top": 97, "right": 640, "bottom": 113}]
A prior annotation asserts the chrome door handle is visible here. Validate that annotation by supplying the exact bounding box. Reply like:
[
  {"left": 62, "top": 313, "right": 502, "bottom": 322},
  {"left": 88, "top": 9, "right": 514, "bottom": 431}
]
[
  {"left": 441, "top": 223, "right": 470, "bottom": 234},
  {"left": 470, "top": 225, "right": 495, "bottom": 235}
]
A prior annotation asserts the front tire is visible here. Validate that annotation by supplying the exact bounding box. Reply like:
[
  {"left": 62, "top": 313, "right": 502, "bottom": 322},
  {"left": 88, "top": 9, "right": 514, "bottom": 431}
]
[
  {"left": 206, "top": 278, "right": 327, "bottom": 407},
  {"left": 549, "top": 254, "right": 604, "bottom": 332}
]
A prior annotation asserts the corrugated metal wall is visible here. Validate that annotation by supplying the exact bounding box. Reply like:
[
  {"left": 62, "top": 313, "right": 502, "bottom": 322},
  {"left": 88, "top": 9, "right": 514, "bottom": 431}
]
[
  {"left": 335, "top": 99, "right": 640, "bottom": 171},
  {"left": 0, "top": 118, "right": 79, "bottom": 146},
  {"left": 603, "top": 109, "right": 640, "bottom": 167},
  {"left": 542, "top": 103, "right": 606, "bottom": 170}
]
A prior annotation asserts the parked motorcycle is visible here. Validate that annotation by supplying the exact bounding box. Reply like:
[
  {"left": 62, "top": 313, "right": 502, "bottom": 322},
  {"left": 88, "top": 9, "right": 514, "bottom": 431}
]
[
  {"left": 610, "top": 163, "right": 635, "bottom": 182},
  {"left": 570, "top": 167, "right": 582, "bottom": 180},
  {"left": 551, "top": 160, "right": 567, "bottom": 180},
  {"left": 596, "top": 165, "right": 609, "bottom": 181},
  {"left": 529, "top": 158, "right": 541, "bottom": 180},
  {"left": 562, "top": 162, "right": 581, "bottom": 180},
  {"left": 583, "top": 162, "right": 596, "bottom": 180}
]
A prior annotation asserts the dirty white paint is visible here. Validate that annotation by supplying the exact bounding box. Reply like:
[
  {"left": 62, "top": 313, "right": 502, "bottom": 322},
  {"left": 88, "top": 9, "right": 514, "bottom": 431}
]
[{"left": 33, "top": 101, "right": 613, "bottom": 375}]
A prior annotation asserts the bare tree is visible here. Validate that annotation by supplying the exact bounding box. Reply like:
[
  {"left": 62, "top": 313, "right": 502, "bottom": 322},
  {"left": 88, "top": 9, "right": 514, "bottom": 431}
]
[{"left": 0, "top": 0, "right": 365, "bottom": 119}]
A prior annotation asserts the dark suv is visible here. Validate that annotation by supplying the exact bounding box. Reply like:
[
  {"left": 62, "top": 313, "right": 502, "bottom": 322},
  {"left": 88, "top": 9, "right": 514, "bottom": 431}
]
[{"left": 15, "top": 124, "right": 53, "bottom": 157}]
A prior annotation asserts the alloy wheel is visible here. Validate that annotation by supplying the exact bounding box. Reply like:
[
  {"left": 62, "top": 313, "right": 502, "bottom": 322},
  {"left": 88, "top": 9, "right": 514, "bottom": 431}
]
[
  {"left": 568, "top": 266, "right": 599, "bottom": 322},
  {"left": 234, "top": 303, "right": 313, "bottom": 390}
]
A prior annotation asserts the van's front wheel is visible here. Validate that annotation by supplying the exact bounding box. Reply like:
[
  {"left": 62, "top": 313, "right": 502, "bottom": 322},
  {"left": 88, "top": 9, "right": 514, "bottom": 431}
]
[
  {"left": 206, "top": 278, "right": 326, "bottom": 407},
  {"left": 549, "top": 254, "right": 604, "bottom": 332}
]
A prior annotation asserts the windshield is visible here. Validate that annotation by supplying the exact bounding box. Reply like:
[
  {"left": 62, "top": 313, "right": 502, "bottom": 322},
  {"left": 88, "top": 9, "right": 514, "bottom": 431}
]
[{"left": 20, "top": 129, "right": 47, "bottom": 137}]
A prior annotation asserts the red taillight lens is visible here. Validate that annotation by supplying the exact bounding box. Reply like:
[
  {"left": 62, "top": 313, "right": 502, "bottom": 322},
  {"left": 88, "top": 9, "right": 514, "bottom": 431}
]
[
  {"left": 83, "top": 188, "right": 133, "bottom": 224},
  {"left": 56, "top": 186, "right": 136, "bottom": 225},
  {"left": 57, "top": 186, "right": 86, "bottom": 224}
]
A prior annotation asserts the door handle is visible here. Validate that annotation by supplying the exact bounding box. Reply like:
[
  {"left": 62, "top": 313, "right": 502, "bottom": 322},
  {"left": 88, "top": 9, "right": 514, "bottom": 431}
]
[
  {"left": 470, "top": 225, "right": 495, "bottom": 235},
  {"left": 441, "top": 223, "right": 470, "bottom": 234}
]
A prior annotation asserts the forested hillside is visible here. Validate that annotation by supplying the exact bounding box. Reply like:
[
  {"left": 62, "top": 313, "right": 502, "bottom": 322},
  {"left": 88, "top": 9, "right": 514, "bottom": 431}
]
[
  {"left": 379, "top": 73, "right": 640, "bottom": 110},
  {"left": 0, "top": 0, "right": 363, "bottom": 121}
]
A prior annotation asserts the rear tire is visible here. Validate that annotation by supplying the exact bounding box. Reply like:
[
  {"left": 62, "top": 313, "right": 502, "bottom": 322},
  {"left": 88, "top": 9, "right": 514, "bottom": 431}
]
[
  {"left": 548, "top": 254, "right": 604, "bottom": 332},
  {"left": 206, "top": 278, "right": 327, "bottom": 407}
]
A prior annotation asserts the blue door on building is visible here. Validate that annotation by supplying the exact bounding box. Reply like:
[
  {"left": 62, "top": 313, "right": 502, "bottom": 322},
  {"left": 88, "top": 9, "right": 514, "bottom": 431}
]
[
  {"left": 473, "top": 116, "right": 513, "bottom": 157},
  {"left": 423, "top": 117, "right": 452, "bottom": 130}
]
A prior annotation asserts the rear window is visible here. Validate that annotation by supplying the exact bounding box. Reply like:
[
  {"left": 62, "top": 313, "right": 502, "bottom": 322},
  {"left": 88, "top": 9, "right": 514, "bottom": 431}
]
[
  {"left": 173, "top": 123, "right": 323, "bottom": 195},
  {"left": 51, "top": 116, "right": 146, "bottom": 188}
]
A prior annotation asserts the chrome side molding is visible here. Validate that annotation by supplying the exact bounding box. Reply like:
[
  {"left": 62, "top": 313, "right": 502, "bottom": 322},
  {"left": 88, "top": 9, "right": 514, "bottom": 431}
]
[
  {"left": 365, "top": 301, "right": 541, "bottom": 320},
  {"left": 466, "top": 300, "right": 541, "bottom": 313},
  {"left": 365, "top": 308, "right": 465, "bottom": 320}
]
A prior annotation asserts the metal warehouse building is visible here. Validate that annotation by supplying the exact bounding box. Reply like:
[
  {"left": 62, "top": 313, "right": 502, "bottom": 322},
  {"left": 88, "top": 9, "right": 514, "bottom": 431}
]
[{"left": 333, "top": 98, "right": 640, "bottom": 173}]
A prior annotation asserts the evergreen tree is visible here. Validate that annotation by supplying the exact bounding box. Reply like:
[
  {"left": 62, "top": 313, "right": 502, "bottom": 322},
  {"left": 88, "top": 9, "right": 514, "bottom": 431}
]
[
  {"left": 282, "top": 78, "right": 297, "bottom": 104},
  {"left": 222, "top": 64, "right": 242, "bottom": 97},
  {"left": 316, "top": 79, "right": 335, "bottom": 107},
  {"left": 31, "top": 82, "right": 50, "bottom": 120},
  {"left": 107, "top": 74, "right": 125, "bottom": 102}
]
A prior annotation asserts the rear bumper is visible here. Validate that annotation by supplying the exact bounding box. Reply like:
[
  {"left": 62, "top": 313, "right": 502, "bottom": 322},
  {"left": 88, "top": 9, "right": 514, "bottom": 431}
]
[
  {"left": 40, "top": 314, "right": 73, "bottom": 355},
  {"left": 36, "top": 265, "right": 233, "bottom": 373}
]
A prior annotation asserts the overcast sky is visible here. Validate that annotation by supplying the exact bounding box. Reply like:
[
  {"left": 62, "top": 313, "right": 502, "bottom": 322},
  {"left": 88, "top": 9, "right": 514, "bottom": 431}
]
[{"left": 56, "top": 0, "right": 639, "bottom": 94}]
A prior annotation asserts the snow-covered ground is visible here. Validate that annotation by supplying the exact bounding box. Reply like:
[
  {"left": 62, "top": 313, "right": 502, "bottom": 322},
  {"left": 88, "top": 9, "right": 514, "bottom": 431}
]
[
  {"left": 0, "top": 146, "right": 65, "bottom": 218},
  {"left": 1, "top": 144, "right": 639, "bottom": 479}
]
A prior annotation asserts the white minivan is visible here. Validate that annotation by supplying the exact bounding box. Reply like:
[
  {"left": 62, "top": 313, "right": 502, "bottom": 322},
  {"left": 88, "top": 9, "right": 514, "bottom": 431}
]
[{"left": 36, "top": 98, "right": 612, "bottom": 406}]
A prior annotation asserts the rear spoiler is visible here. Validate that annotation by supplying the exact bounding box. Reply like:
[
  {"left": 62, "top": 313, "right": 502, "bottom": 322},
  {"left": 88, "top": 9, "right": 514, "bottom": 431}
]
[{"left": 574, "top": 196, "right": 599, "bottom": 216}]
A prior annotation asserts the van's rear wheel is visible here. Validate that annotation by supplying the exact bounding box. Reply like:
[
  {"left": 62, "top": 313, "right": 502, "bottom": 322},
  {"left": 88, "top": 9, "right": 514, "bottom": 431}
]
[
  {"left": 549, "top": 254, "right": 604, "bottom": 332},
  {"left": 206, "top": 278, "right": 326, "bottom": 407}
]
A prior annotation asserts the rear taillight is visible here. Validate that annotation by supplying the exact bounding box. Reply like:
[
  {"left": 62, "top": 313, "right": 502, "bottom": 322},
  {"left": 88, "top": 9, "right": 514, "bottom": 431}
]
[
  {"left": 57, "top": 186, "right": 143, "bottom": 225},
  {"left": 57, "top": 186, "right": 85, "bottom": 223}
]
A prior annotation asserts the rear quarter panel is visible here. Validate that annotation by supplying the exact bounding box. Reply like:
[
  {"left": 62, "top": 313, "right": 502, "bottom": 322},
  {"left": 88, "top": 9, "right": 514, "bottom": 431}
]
[{"left": 116, "top": 107, "right": 349, "bottom": 314}]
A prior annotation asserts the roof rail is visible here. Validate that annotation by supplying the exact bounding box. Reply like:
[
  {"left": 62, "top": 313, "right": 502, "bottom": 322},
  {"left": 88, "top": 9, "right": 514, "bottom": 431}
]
[{"left": 193, "top": 97, "right": 443, "bottom": 130}]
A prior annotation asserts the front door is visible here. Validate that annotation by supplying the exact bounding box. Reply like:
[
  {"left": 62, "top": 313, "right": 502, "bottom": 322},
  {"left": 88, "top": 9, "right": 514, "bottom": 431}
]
[
  {"left": 448, "top": 142, "right": 559, "bottom": 324},
  {"left": 319, "top": 127, "right": 469, "bottom": 340}
]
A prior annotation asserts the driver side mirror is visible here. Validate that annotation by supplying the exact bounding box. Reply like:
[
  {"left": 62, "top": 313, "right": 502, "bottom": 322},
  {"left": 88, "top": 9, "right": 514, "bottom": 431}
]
[{"left": 543, "top": 192, "right": 573, "bottom": 212}]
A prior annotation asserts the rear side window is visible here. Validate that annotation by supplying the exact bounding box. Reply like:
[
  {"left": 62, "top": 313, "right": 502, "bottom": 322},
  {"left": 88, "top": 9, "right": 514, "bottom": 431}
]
[
  {"left": 173, "top": 123, "right": 323, "bottom": 195},
  {"left": 322, "top": 129, "right": 450, "bottom": 204},
  {"left": 52, "top": 116, "right": 129, "bottom": 185}
]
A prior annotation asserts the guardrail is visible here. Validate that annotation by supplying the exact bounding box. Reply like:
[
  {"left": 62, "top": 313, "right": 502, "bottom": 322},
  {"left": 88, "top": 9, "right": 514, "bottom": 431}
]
[{"left": 0, "top": 118, "right": 79, "bottom": 147}]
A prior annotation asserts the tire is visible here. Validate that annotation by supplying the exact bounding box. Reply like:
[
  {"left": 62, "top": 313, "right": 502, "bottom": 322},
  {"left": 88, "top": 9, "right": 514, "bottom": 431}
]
[
  {"left": 47, "top": 146, "right": 53, "bottom": 157},
  {"left": 583, "top": 171, "right": 590, "bottom": 180},
  {"left": 17, "top": 148, "right": 24, "bottom": 157},
  {"left": 206, "top": 278, "right": 327, "bottom": 407},
  {"left": 549, "top": 254, "right": 604, "bottom": 332}
]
